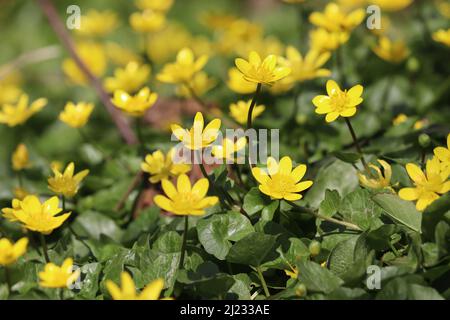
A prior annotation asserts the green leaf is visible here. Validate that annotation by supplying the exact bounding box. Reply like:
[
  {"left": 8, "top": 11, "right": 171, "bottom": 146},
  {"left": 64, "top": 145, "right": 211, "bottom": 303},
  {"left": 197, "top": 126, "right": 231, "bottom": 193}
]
[
  {"left": 339, "top": 189, "right": 383, "bottom": 231},
  {"left": 328, "top": 235, "right": 359, "bottom": 278},
  {"left": 261, "top": 200, "right": 279, "bottom": 221},
  {"left": 77, "top": 263, "right": 102, "bottom": 299},
  {"left": 373, "top": 193, "right": 422, "bottom": 233},
  {"left": 243, "top": 187, "right": 266, "bottom": 215},
  {"left": 72, "top": 211, "right": 123, "bottom": 242},
  {"left": 319, "top": 189, "right": 341, "bottom": 217},
  {"left": 197, "top": 211, "right": 255, "bottom": 260},
  {"left": 122, "top": 206, "right": 160, "bottom": 244},
  {"left": 296, "top": 260, "right": 344, "bottom": 294},
  {"left": 332, "top": 151, "right": 361, "bottom": 163},
  {"left": 226, "top": 232, "right": 277, "bottom": 267},
  {"left": 304, "top": 160, "right": 359, "bottom": 208}
]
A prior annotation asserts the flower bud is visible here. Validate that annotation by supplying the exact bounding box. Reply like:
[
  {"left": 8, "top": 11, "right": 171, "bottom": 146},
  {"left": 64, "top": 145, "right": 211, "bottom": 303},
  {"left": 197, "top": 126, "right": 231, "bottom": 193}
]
[
  {"left": 418, "top": 133, "right": 431, "bottom": 148},
  {"left": 309, "top": 240, "right": 321, "bottom": 257},
  {"left": 295, "top": 283, "right": 307, "bottom": 297}
]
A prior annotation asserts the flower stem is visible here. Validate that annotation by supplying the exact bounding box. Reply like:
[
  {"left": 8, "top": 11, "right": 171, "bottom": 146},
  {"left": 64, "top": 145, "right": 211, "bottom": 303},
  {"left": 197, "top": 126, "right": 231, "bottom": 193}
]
[
  {"left": 5, "top": 266, "right": 12, "bottom": 293},
  {"left": 256, "top": 267, "right": 270, "bottom": 298},
  {"left": 246, "top": 83, "right": 262, "bottom": 170},
  {"left": 178, "top": 216, "right": 189, "bottom": 271},
  {"left": 285, "top": 200, "right": 362, "bottom": 232},
  {"left": 344, "top": 117, "right": 369, "bottom": 173},
  {"left": 39, "top": 233, "right": 50, "bottom": 263},
  {"left": 62, "top": 195, "right": 66, "bottom": 211},
  {"left": 135, "top": 118, "right": 146, "bottom": 156},
  {"left": 185, "top": 82, "right": 206, "bottom": 108}
]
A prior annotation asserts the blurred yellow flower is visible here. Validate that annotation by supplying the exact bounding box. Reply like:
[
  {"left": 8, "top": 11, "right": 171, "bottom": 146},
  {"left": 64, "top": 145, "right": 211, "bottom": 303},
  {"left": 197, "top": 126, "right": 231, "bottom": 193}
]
[
  {"left": 393, "top": 113, "right": 408, "bottom": 125},
  {"left": 48, "top": 162, "right": 89, "bottom": 198},
  {"left": 107, "top": 271, "right": 168, "bottom": 300},
  {"left": 370, "top": 0, "right": 413, "bottom": 12},
  {"left": 50, "top": 160, "right": 64, "bottom": 172},
  {"left": 157, "top": 48, "right": 208, "bottom": 84},
  {"left": 252, "top": 156, "right": 313, "bottom": 201},
  {"left": 0, "top": 237, "right": 28, "bottom": 266},
  {"left": 176, "top": 72, "right": 216, "bottom": 98},
  {"left": 111, "top": 87, "right": 158, "bottom": 117},
  {"left": 146, "top": 24, "right": 191, "bottom": 64},
  {"left": 13, "top": 187, "right": 30, "bottom": 201},
  {"left": 432, "top": 29, "right": 450, "bottom": 47},
  {"left": 226, "top": 67, "right": 257, "bottom": 94},
  {"left": 309, "top": 3, "right": 365, "bottom": 33},
  {"left": 373, "top": 36, "right": 410, "bottom": 63},
  {"left": 141, "top": 148, "right": 191, "bottom": 183},
  {"left": 171, "top": 112, "right": 221, "bottom": 150},
  {"left": 337, "top": 0, "right": 366, "bottom": 9},
  {"left": 414, "top": 119, "right": 428, "bottom": 130},
  {"left": 235, "top": 51, "right": 291, "bottom": 86},
  {"left": 436, "top": 0, "right": 450, "bottom": 18},
  {"left": 283, "top": 46, "right": 332, "bottom": 82},
  {"left": 310, "top": 28, "right": 349, "bottom": 53},
  {"left": 237, "top": 36, "right": 285, "bottom": 60},
  {"left": 39, "top": 258, "right": 80, "bottom": 288},
  {"left": 358, "top": 159, "right": 393, "bottom": 190},
  {"left": 105, "top": 42, "right": 143, "bottom": 66},
  {"left": 215, "top": 19, "right": 263, "bottom": 56},
  {"left": 135, "top": 0, "right": 173, "bottom": 12},
  {"left": 0, "top": 72, "right": 22, "bottom": 105},
  {"left": 75, "top": 10, "right": 118, "bottom": 37},
  {"left": 399, "top": 158, "right": 450, "bottom": 211},
  {"left": 59, "top": 102, "right": 94, "bottom": 128},
  {"left": 62, "top": 42, "right": 107, "bottom": 85},
  {"left": 104, "top": 62, "right": 151, "bottom": 94},
  {"left": 130, "top": 9, "right": 166, "bottom": 33},
  {"left": 229, "top": 100, "right": 265, "bottom": 125},
  {"left": 0, "top": 94, "right": 47, "bottom": 127},
  {"left": 211, "top": 137, "right": 247, "bottom": 163},
  {"left": 312, "top": 80, "right": 364, "bottom": 122},
  {"left": 2, "top": 196, "right": 71, "bottom": 234},
  {"left": 434, "top": 134, "right": 450, "bottom": 177},
  {"left": 154, "top": 174, "right": 219, "bottom": 215},
  {"left": 12, "top": 143, "right": 30, "bottom": 171}
]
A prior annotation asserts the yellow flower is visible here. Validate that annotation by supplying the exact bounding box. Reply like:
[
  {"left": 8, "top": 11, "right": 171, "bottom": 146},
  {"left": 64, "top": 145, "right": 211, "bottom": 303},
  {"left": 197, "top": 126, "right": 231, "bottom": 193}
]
[
  {"left": 12, "top": 143, "right": 30, "bottom": 171},
  {"left": 309, "top": 3, "right": 365, "bottom": 33},
  {"left": 154, "top": 174, "right": 219, "bottom": 215},
  {"left": 284, "top": 265, "right": 298, "bottom": 279},
  {"left": 234, "top": 51, "right": 291, "bottom": 86},
  {"left": 399, "top": 158, "right": 450, "bottom": 211},
  {"left": 370, "top": 0, "right": 413, "bottom": 12},
  {"left": 176, "top": 72, "right": 216, "bottom": 98},
  {"left": 13, "top": 187, "right": 30, "bottom": 200},
  {"left": 0, "top": 94, "right": 47, "bottom": 127},
  {"left": 310, "top": 28, "right": 349, "bottom": 53},
  {"left": 39, "top": 258, "right": 80, "bottom": 288},
  {"left": 0, "top": 72, "right": 22, "bottom": 105},
  {"left": 434, "top": 134, "right": 450, "bottom": 177},
  {"left": 62, "top": 42, "right": 107, "bottom": 85},
  {"left": 104, "top": 62, "right": 151, "bottom": 94},
  {"left": 212, "top": 137, "right": 247, "bottom": 163},
  {"left": 106, "top": 271, "right": 168, "bottom": 300},
  {"left": 141, "top": 148, "right": 191, "bottom": 183},
  {"left": 59, "top": 102, "right": 94, "bottom": 128},
  {"left": 432, "top": 29, "right": 450, "bottom": 47},
  {"left": 130, "top": 9, "right": 166, "bottom": 33},
  {"left": 236, "top": 35, "right": 285, "bottom": 60},
  {"left": 283, "top": 46, "right": 332, "bottom": 82},
  {"left": 229, "top": 100, "right": 265, "bottom": 125},
  {"left": 2, "top": 196, "right": 71, "bottom": 234},
  {"left": 373, "top": 36, "right": 410, "bottom": 63},
  {"left": 312, "top": 80, "right": 364, "bottom": 122},
  {"left": 226, "top": 67, "right": 257, "bottom": 94},
  {"left": 414, "top": 119, "right": 428, "bottom": 130},
  {"left": 393, "top": 113, "right": 408, "bottom": 125},
  {"left": 358, "top": 159, "right": 393, "bottom": 190},
  {"left": 50, "top": 160, "right": 64, "bottom": 172},
  {"left": 75, "top": 10, "right": 118, "bottom": 37},
  {"left": 145, "top": 24, "right": 191, "bottom": 64},
  {"left": 252, "top": 156, "right": 313, "bottom": 201},
  {"left": 105, "top": 42, "right": 142, "bottom": 66},
  {"left": 0, "top": 237, "right": 28, "bottom": 266},
  {"left": 436, "top": 0, "right": 450, "bottom": 19},
  {"left": 135, "top": 0, "right": 173, "bottom": 12},
  {"left": 171, "top": 112, "right": 221, "bottom": 150},
  {"left": 111, "top": 87, "right": 158, "bottom": 117},
  {"left": 48, "top": 162, "right": 89, "bottom": 198},
  {"left": 157, "top": 48, "right": 208, "bottom": 84}
]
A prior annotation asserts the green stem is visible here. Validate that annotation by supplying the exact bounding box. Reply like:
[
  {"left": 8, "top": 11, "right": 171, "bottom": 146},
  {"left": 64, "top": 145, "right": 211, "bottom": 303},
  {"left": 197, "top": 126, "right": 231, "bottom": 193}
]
[
  {"left": 344, "top": 118, "right": 369, "bottom": 173},
  {"left": 246, "top": 83, "right": 262, "bottom": 170},
  {"left": 256, "top": 267, "right": 270, "bottom": 297},
  {"left": 185, "top": 82, "right": 206, "bottom": 108},
  {"left": 39, "top": 233, "right": 50, "bottom": 263},
  {"left": 285, "top": 200, "right": 362, "bottom": 232},
  {"left": 136, "top": 118, "right": 146, "bottom": 156},
  {"left": 178, "top": 216, "right": 189, "bottom": 271},
  {"left": 62, "top": 195, "right": 66, "bottom": 211},
  {"left": 5, "top": 266, "right": 12, "bottom": 293}
]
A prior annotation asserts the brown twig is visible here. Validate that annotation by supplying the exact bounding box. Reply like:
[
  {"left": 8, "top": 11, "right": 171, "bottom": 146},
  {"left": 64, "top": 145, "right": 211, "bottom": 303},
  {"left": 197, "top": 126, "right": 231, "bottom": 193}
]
[{"left": 36, "top": 0, "right": 137, "bottom": 145}]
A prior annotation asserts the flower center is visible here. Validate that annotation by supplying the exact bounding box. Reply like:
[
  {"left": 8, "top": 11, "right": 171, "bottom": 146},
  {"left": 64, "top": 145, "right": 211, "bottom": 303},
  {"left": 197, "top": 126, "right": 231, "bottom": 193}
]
[
  {"left": 330, "top": 90, "right": 349, "bottom": 111},
  {"left": 267, "top": 174, "right": 296, "bottom": 196}
]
